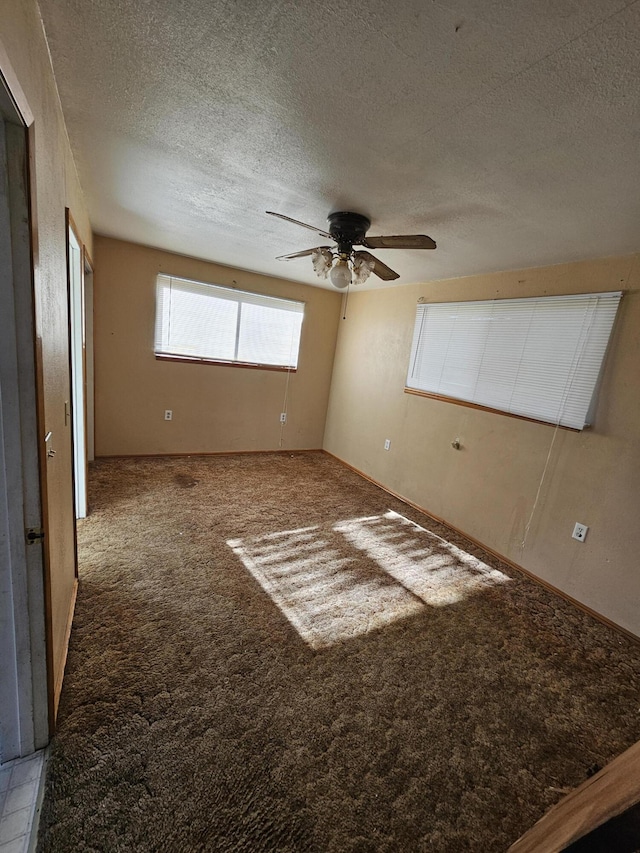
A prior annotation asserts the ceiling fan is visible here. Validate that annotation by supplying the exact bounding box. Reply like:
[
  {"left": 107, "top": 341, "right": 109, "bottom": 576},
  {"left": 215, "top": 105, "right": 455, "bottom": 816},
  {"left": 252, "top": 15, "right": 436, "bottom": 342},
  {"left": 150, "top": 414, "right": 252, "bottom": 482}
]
[{"left": 266, "top": 210, "right": 436, "bottom": 289}]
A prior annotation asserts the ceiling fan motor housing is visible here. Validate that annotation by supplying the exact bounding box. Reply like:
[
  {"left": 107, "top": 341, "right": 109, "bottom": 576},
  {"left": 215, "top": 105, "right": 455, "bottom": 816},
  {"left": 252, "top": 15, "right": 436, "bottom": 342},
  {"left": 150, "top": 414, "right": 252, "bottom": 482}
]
[{"left": 327, "top": 211, "right": 371, "bottom": 255}]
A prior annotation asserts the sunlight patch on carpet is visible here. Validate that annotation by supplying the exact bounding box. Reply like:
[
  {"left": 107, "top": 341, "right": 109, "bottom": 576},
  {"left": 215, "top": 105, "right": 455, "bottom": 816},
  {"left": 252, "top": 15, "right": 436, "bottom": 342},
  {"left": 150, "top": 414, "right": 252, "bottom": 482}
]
[
  {"left": 228, "top": 512, "right": 510, "bottom": 649},
  {"left": 336, "top": 510, "right": 511, "bottom": 607},
  {"left": 228, "top": 525, "right": 422, "bottom": 649}
]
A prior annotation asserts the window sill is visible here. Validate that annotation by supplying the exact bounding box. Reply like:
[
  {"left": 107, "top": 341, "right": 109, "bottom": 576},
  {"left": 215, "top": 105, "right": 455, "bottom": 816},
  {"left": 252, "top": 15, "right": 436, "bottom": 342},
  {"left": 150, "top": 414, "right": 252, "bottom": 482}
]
[
  {"left": 155, "top": 353, "right": 297, "bottom": 373},
  {"left": 404, "top": 387, "right": 581, "bottom": 431}
]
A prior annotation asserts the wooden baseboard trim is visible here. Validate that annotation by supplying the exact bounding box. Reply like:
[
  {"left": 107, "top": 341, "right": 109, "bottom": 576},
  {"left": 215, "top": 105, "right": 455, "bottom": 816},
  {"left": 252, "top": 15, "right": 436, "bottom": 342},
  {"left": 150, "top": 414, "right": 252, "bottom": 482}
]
[
  {"left": 323, "top": 450, "right": 640, "bottom": 646},
  {"left": 94, "top": 449, "right": 323, "bottom": 460},
  {"left": 53, "top": 578, "right": 78, "bottom": 720}
]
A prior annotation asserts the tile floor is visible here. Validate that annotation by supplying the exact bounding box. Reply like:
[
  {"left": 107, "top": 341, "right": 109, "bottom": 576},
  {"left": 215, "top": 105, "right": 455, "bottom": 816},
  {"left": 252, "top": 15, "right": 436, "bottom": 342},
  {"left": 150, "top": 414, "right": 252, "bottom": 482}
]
[{"left": 0, "top": 751, "right": 45, "bottom": 853}]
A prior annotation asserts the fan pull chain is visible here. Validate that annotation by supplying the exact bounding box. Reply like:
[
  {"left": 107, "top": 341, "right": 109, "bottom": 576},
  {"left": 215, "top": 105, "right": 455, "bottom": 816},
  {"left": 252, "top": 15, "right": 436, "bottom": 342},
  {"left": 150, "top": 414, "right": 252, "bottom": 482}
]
[{"left": 342, "top": 282, "right": 350, "bottom": 319}]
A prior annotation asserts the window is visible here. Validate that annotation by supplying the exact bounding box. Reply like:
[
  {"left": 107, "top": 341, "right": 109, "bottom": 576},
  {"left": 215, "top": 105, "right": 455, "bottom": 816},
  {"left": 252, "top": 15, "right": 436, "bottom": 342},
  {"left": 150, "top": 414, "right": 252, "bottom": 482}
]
[
  {"left": 406, "top": 291, "right": 622, "bottom": 430},
  {"left": 154, "top": 274, "right": 304, "bottom": 370}
]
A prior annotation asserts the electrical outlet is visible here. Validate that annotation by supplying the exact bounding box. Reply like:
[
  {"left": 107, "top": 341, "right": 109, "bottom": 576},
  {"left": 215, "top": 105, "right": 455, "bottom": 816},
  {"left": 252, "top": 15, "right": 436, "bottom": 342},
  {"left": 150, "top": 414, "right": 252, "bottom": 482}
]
[
  {"left": 572, "top": 522, "right": 588, "bottom": 542},
  {"left": 280, "top": 412, "right": 287, "bottom": 424},
  {"left": 384, "top": 439, "right": 391, "bottom": 451},
  {"left": 164, "top": 410, "right": 173, "bottom": 421}
]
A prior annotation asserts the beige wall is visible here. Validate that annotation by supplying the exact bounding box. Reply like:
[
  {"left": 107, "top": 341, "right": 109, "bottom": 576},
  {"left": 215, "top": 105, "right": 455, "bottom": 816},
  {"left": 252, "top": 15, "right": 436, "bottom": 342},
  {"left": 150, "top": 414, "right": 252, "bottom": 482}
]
[
  {"left": 94, "top": 236, "right": 342, "bottom": 455},
  {"left": 1, "top": 1, "right": 91, "bottom": 715},
  {"left": 324, "top": 254, "right": 640, "bottom": 637}
]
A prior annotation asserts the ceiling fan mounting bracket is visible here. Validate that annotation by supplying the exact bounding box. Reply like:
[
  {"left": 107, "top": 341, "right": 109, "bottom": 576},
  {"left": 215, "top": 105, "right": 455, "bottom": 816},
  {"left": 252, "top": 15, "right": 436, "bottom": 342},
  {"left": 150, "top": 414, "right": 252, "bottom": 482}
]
[{"left": 327, "top": 211, "right": 371, "bottom": 254}]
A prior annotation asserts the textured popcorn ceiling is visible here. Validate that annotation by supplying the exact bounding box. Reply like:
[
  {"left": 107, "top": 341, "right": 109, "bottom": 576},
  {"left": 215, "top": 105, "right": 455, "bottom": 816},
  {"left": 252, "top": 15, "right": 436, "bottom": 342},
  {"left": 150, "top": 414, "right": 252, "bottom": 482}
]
[{"left": 38, "top": 0, "right": 640, "bottom": 289}]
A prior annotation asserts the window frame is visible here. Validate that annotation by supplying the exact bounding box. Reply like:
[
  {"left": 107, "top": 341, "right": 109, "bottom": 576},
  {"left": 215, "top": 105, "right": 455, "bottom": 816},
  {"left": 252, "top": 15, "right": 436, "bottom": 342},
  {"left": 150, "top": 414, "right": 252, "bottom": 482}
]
[{"left": 154, "top": 273, "right": 305, "bottom": 372}]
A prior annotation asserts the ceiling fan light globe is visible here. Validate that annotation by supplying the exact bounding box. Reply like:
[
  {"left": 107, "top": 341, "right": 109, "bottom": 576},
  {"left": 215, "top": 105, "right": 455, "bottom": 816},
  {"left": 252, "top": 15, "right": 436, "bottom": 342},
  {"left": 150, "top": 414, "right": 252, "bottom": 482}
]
[{"left": 330, "top": 258, "right": 351, "bottom": 289}]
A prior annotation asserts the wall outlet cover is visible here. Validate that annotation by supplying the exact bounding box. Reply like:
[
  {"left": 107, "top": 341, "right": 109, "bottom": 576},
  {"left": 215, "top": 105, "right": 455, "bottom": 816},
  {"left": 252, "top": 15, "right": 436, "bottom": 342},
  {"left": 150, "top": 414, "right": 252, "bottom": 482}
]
[{"left": 572, "top": 522, "right": 588, "bottom": 542}]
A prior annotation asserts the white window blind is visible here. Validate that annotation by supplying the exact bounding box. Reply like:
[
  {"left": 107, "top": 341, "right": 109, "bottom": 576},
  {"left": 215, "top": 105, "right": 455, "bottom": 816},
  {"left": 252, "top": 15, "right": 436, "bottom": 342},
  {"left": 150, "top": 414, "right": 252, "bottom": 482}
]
[
  {"left": 154, "top": 274, "right": 304, "bottom": 369},
  {"left": 406, "top": 291, "right": 622, "bottom": 430}
]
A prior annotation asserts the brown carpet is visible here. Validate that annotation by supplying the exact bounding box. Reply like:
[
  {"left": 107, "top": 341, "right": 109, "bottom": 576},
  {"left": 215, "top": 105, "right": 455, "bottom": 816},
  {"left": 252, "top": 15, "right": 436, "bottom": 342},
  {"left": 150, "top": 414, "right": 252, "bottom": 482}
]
[{"left": 38, "top": 452, "right": 640, "bottom": 852}]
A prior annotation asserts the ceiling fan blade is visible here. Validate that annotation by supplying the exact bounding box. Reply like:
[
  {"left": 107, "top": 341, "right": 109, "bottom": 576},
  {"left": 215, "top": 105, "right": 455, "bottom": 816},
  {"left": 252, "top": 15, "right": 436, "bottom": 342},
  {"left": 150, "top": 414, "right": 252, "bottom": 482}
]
[
  {"left": 357, "top": 251, "right": 400, "bottom": 281},
  {"left": 361, "top": 234, "right": 437, "bottom": 250},
  {"left": 276, "top": 246, "right": 329, "bottom": 261},
  {"left": 266, "top": 211, "right": 332, "bottom": 240}
]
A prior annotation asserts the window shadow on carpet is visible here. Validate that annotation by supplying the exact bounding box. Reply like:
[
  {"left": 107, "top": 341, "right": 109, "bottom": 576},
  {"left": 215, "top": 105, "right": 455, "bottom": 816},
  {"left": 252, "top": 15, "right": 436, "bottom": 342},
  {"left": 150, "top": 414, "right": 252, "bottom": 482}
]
[{"left": 228, "top": 509, "right": 511, "bottom": 649}]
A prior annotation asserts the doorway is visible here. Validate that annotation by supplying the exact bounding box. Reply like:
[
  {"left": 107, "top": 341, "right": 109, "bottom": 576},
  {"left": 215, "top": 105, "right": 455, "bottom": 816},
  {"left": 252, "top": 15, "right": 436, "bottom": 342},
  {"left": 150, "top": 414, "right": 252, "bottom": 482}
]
[
  {"left": 67, "top": 215, "right": 87, "bottom": 519},
  {"left": 0, "top": 76, "right": 49, "bottom": 761}
]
